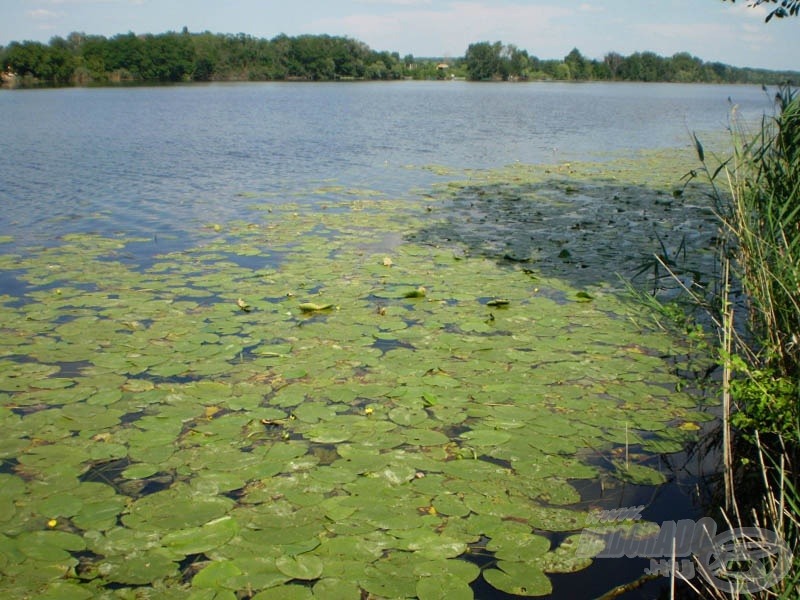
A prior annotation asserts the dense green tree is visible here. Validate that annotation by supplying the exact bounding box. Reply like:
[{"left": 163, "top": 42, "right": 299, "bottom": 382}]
[
  {"left": 465, "top": 41, "right": 506, "bottom": 80},
  {"left": 140, "top": 32, "right": 193, "bottom": 81},
  {"left": 4, "top": 41, "right": 47, "bottom": 79},
  {"left": 564, "top": 48, "right": 591, "bottom": 80},
  {"left": 670, "top": 52, "right": 705, "bottom": 82},
  {"left": 505, "top": 44, "right": 529, "bottom": 78}
]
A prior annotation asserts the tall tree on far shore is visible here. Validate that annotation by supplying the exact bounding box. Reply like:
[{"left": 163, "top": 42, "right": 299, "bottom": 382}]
[{"left": 464, "top": 41, "right": 507, "bottom": 80}]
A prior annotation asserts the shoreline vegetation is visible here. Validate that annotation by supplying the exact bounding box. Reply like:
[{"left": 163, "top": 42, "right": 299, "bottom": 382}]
[
  {"left": 655, "top": 86, "right": 799, "bottom": 597},
  {"left": 1, "top": 30, "right": 798, "bottom": 88},
  {"left": 711, "top": 87, "right": 799, "bottom": 598}
]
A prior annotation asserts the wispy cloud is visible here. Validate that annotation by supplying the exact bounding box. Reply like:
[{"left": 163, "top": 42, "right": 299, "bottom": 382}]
[
  {"left": 723, "top": 1, "right": 769, "bottom": 19},
  {"left": 28, "top": 8, "right": 61, "bottom": 19},
  {"left": 633, "top": 18, "right": 774, "bottom": 63},
  {"left": 308, "top": 1, "right": 575, "bottom": 55},
  {"left": 737, "top": 22, "right": 774, "bottom": 48}
]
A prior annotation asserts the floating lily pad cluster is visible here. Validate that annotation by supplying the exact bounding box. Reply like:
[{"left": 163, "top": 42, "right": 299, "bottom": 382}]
[{"left": 0, "top": 156, "right": 716, "bottom": 598}]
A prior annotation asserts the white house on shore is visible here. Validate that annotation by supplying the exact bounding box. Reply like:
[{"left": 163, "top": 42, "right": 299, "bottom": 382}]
[{"left": 1, "top": 67, "right": 17, "bottom": 87}]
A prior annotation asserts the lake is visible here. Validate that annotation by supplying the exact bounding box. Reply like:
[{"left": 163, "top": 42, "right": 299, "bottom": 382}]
[
  {"left": 0, "top": 81, "right": 776, "bottom": 599},
  {"left": 0, "top": 81, "right": 774, "bottom": 245}
]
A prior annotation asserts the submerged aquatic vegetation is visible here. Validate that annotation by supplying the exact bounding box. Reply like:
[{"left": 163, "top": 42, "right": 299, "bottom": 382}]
[
  {"left": 412, "top": 149, "right": 719, "bottom": 301},
  {"left": 0, "top": 153, "right": 717, "bottom": 598}
]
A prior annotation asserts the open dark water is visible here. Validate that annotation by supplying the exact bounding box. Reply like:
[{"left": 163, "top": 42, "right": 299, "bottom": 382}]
[{"left": 0, "top": 81, "right": 778, "bottom": 599}]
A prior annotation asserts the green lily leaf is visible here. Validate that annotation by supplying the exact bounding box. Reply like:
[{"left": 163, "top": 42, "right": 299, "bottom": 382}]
[
  {"left": 162, "top": 516, "right": 238, "bottom": 556},
  {"left": 483, "top": 561, "right": 552, "bottom": 597},
  {"left": 17, "top": 530, "right": 86, "bottom": 562},
  {"left": 417, "top": 573, "right": 474, "bottom": 600},
  {"left": 193, "top": 559, "right": 242, "bottom": 589},
  {"left": 275, "top": 554, "right": 324, "bottom": 580},
  {"left": 100, "top": 549, "right": 179, "bottom": 585}
]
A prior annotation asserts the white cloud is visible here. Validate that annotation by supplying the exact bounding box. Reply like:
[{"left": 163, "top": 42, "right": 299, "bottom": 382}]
[
  {"left": 308, "top": 1, "right": 575, "bottom": 56},
  {"left": 724, "top": 2, "right": 769, "bottom": 19},
  {"left": 28, "top": 8, "right": 61, "bottom": 19},
  {"left": 630, "top": 18, "right": 775, "bottom": 66},
  {"left": 737, "top": 22, "right": 774, "bottom": 47}
]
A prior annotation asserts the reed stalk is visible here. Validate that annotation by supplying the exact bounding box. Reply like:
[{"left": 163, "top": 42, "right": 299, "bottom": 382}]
[{"left": 673, "top": 85, "right": 799, "bottom": 597}]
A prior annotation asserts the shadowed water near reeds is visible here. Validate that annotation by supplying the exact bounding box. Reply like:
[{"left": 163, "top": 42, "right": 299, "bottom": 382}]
[{"left": 0, "top": 148, "right": 724, "bottom": 598}]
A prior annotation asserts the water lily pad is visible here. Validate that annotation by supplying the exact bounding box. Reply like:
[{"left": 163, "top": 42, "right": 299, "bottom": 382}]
[
  {"left": 253, "top": 585, "right": 313, "bottom": 600},
  {"left": 122, "top": 463, "right": 160, "bottom": 479},
  {"left": 122, "top": 485, "right": 234, "bottom": 531},
  {"left": 31, "top": 492, "right": 83, "bottom": 518},
  {"left": 393, "top": 528, "right": 468, "bottom": 559},
  {"left": 99, "top": 548, "right": 179, "bottom": 585},
  {"left": 534, "top": 534, "right": 602, "bottom": 573},
  {"left": 483, "top": 561, "right": 552, "bottom": 597},
  {"left": 527, "top": 506, "right": 587, "bottom": 532},
  {"left": 17, "top": 530, "right": 86, "bottom": 562},
  {"left": 72, "top": 496, "right": 127, "bottom": 531},
  {"left": 417, "top": 572, "right": 474, "bottom": 600},
  {"left": 460, "top": 429, "right": 512, "bottom": 447},
  {"left": 223, "top": 556, "right": 290, "bottom": 592},
  {"left": 275, "top": 554, "right": 324, "bottom": 580},
  {"left": 432, "top": 494, "right": 470, "bottom": 517},
  {"left": 388, "top": 406, "right": 428, "bottom": 426},
  {"left": 404, "top": 428, "right": 450, "bottom": 446},
  {"left": 193, "top": 559, "right": 242, "bottom": 589},
  {"left": 305, "top": 425, "right": 352, "bottom": 444},
  {"left": 487, "top": 531, "right": 550, "bottom": 561},
  {"left": 312, "top": 578, "right": 361, "bottom": 599},
  {"left": 360, "top": 555, "right": 421, "bottom": 599},
  {"left": 35, "top": 582, "right": 94, "bottom": 600},
  {"left": 162, "top": 516, "right": 238, "bottom": 556},
  {"left": 441, "top": 458, "right": 510, "bottom": 481}
]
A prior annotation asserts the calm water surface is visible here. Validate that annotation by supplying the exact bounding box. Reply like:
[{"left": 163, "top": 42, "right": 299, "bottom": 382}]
[{"left": 0, "top": 81, "right": 775, "bottom": 246}]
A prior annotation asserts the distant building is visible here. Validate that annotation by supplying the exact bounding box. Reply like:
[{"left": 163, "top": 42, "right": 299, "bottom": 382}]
[
  {"left": 436, "top": 63, "right": 455, "bottom": 79},
  {"left": 1, "top": 67, "right": 17, "bottom": 87}
]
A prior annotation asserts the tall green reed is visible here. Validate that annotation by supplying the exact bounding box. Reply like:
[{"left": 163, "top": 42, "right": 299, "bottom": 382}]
[{"left": 690, "top": 85, "right": 799, "bottom": 598}]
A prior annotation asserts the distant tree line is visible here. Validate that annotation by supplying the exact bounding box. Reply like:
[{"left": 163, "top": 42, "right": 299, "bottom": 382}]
[
  {"left": 0, "top": 30, "right": 797, "bottom": 87},
  {"left": 0, "top": 30, "right": 436, "bottom": 85},
  {"left": 464, "top": 42, "right": 799, "bottom": 84}
]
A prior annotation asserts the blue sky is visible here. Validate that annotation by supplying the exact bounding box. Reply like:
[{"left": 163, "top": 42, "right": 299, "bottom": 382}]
[{"left": 2, "top": 0, "right": 798, "bottom": 70}]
